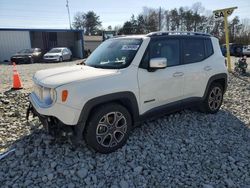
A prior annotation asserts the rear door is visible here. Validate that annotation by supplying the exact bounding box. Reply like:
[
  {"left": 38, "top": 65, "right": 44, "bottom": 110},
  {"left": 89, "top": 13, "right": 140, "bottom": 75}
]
[{"left": 181, "top": 37, "right": 212, "bottom": 99}]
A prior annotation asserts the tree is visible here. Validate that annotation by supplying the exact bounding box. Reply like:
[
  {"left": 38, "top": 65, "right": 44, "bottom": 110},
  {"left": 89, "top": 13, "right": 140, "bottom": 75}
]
[
  {"left": 120, "top": 21, "right": 133, "bottom": 34},
  {"left": 136, "top": 14, "right": 146, "bottom": 34},
  {"left": 72, "top": 12, "right": 85, "bottom": 30},
  {"left": 72, "top": 11, "right": 102, "bottom": 35},
  {"left": 169, "top": 8, "right": 180, "bottom": 31},
  {"left": 107, "top": 25, "right": 112, "bottom": 31},
  {"left": 145, "top": 11, "right": 159, "bottom": 32},
  {"left": 118, "top": 2, "right": 250, "bottom": 44}
]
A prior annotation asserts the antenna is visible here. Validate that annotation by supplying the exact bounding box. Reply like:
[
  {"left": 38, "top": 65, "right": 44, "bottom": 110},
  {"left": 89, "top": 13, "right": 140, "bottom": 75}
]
[{"left": 66, "top": 0, "right": 72, "bottom": 29}]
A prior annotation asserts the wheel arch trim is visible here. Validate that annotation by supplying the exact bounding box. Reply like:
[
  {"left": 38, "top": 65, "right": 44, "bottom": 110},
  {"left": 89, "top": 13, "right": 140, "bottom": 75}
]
[
  {"left": 75, "top": 91, "right": 139, "bottom": 140},
  {"left": 203, "top": 73, "right": 228, "bottom": 100}
]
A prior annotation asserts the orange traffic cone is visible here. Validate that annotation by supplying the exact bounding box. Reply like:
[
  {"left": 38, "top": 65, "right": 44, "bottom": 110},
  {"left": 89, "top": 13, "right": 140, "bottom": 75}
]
[{"left": 12, "top": 62, "right": 22, "bottom": 90}]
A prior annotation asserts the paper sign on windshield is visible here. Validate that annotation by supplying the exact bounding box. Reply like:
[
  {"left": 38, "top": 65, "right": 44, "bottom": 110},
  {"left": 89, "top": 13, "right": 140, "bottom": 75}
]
[{"left": 121, "top": 45, "right": 139, "bottom": 50}]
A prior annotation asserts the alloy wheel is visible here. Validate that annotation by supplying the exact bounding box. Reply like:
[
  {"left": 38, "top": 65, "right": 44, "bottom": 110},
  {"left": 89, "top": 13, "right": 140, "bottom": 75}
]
[
  {"left": 96, "top": 112, "right": 127, "bottom": 148},
  {"left": 208, "top": 86, "right": 222, "bottom": 111}
]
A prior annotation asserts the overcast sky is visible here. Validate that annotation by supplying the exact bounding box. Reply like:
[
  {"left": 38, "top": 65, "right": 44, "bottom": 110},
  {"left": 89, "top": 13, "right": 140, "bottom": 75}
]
[{"left": 0, "top": 0, "right": 249, "bottom": 29}]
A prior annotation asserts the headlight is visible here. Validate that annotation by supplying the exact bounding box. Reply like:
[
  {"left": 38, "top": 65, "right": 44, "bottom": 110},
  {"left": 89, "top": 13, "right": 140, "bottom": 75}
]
[
  {"left": 28, "top": 55, "right": 32, "bottom": 58},
  {"left": 50, "top": 88, "right": 57, "bottom": 102},
  {"left": 33, "top": 84, "right": 57, "bottom": 105}
]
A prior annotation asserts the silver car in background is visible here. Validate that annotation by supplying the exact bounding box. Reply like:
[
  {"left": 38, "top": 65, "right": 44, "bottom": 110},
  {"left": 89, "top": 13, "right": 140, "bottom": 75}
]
[{"left": 43, "top": 47, "right": 72, "bottom": 62}]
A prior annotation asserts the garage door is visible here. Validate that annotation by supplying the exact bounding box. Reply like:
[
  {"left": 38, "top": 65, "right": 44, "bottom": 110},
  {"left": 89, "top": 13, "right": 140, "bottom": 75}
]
[{"left": 0, "top": 31, "right": 31, "bottom": 62}]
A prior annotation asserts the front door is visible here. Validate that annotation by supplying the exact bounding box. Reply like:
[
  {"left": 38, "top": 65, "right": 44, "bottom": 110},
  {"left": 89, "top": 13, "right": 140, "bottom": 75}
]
[{"left": 138, "top": 37, "right": 184, "bottom": 114}]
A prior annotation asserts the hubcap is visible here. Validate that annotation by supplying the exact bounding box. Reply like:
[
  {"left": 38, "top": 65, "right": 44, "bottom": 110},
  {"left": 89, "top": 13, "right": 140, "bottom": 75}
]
[
  {"left": 96, "top": 112, "right": 127, "bottom": 148},
  {"left": 208, "top": 87, "right": 222, "bottom": 111}
]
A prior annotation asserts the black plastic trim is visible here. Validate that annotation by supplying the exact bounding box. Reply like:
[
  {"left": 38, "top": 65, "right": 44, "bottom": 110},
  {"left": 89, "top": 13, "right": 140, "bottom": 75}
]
[{"left": 139, "top": 100, "right": 182, "bottom": 121}]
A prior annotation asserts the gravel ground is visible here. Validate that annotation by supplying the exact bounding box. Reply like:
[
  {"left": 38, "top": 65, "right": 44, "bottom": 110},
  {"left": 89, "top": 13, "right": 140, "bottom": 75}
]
[{"left": 0, "top": 59, "right": 250, "bottom": 187}]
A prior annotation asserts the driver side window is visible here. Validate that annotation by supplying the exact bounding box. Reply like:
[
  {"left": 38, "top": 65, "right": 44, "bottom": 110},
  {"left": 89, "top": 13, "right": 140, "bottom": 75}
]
[{"left": 140, "top": 38, "right": 180, "bottom": 69}]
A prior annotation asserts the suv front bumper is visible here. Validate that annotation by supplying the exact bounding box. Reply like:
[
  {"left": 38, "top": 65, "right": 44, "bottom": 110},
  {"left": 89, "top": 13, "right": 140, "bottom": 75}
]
[{"left": 28, "top": 92, "right": 81, "bottom": 125}]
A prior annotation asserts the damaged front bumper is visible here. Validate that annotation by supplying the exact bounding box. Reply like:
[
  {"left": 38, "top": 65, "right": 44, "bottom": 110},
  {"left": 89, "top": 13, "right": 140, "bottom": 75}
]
[{"left": 26, "top": 102, "right": 75, "bottom": 138}]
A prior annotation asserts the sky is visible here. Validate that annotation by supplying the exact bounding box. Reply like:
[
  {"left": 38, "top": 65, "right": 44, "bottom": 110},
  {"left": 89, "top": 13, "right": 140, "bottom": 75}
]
[{"left": 0, "top": 0, "right": 250, "bottom": 29}]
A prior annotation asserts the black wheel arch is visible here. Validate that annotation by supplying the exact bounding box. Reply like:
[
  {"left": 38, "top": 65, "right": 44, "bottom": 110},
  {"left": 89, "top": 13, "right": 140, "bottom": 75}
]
[
  {"left": 74, "top": 91, "right": 140, "bottom": 141},
  {"left": 202, "top": 73, "right": 228, "bottom": 100}
]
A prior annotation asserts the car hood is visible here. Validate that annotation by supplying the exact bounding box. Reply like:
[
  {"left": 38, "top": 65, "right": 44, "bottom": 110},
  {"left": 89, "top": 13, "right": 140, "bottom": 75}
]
[
  {"left": 44, "top": 53, "right": 61, "bottom": 56},
  {"left": 33, "top": 65, "right": 119, "bottom": 88}
]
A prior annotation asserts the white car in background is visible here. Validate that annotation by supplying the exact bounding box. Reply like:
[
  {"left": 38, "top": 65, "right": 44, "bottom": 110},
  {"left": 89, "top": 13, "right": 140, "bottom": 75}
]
[
  {"left": 243, "top": 45, "right": 250, "bottom": 56},
  {"left": 43, "top": 47, "right": 72, "bottom": 62}
]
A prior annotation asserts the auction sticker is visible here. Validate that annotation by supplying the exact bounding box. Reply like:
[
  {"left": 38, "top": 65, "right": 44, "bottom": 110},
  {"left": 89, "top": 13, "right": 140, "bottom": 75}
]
[{"left": 121, "top": 45, "right": 139, "bottom": 50}]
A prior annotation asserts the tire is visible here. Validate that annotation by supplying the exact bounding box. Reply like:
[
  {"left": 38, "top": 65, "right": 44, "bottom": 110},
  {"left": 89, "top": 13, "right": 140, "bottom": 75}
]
[
  {"left": 84, "top": 103, "right": 132, "bottom": 153},
  {"left": 59, "top": 56, "right": 63, "bottom": 62},
  {"left": 200, "top": 83, "right": 224, "bottom": 114}
]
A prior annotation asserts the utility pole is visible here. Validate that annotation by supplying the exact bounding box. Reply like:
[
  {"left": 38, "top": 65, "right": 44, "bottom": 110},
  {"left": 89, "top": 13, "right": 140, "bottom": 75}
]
[
  {"left": 159, "top": 7, "right": 161, "bottom": 31},
  {"left": 66, "top": 0, "right": 72, "bottom": 29}
]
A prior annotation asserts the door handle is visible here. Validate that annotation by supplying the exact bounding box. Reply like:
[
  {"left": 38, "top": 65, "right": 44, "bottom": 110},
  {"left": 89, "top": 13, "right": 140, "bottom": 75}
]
[
  {"left": 173, "top": 72, "right": 184, "bottom": 77},
  {"left": 204, "top": 66, "right": 212, "bottom": 71}
]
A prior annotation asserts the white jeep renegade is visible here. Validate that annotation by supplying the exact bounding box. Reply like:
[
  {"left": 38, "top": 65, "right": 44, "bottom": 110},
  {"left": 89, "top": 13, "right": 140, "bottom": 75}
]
[{"left": 28, "top": 32, "right": 228, "bottom": 153}]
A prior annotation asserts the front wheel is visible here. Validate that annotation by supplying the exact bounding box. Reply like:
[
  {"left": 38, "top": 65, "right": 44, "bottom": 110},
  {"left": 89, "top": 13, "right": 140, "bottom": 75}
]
[
  {"left": 200, "top": 83, "right": 224, "bottom": 114},
  {"left": 84, "top": 103, "right": 132, "bottom": 153}
]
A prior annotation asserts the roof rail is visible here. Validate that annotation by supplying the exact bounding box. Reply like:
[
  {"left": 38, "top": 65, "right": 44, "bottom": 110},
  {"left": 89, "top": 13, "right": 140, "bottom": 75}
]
[{"left": 146, "top": 31, "right": 211, "bottom": 37}]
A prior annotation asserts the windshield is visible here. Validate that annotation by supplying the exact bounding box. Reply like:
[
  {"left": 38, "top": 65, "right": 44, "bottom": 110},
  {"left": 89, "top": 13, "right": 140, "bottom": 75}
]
[
  {"left": 49, "top": 48, "right": 62, "bottom": 53},
  {"left": 18, "top": 49, "right": 34, "bottom": 53},
  {"left": 85, "top": 38, "right": 142, "bottom": 69}
]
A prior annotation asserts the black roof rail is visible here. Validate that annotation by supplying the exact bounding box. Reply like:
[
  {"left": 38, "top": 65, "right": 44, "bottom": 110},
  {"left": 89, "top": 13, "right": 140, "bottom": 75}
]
[{"left": 146, "top": 31, "right": 211, "bottom": 37}]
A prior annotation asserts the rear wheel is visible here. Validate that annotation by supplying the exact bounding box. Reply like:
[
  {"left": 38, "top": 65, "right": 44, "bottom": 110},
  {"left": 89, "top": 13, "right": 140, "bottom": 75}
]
[
  {"left": 84, "top": 103, "right": 132, "bottom": 153},
  {"left": 200, "top": 83, "right": 224, "bottom": 114}
]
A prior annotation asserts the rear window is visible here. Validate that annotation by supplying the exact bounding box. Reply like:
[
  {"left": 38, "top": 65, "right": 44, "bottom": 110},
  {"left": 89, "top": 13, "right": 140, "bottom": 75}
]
[{"left": 183, "top": 38, "right": 205, "bottom": 64}]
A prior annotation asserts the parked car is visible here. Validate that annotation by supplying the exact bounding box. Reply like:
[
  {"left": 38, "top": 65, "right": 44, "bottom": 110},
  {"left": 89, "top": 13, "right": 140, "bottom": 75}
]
[
  {"left": 28, "top": 31, "right": 228, "bottom": 153},
  {"left": 242, "top": 45, "right": 250, "bottom": 56},
  {"left": 220, "top": 43, "right": 243, "bottom": 57},
  {"left": 11, "top": 48, "right": 43, "bottom": 64},
  {"left": 43, "top": 47, "right": 72, "bottom": 62}
]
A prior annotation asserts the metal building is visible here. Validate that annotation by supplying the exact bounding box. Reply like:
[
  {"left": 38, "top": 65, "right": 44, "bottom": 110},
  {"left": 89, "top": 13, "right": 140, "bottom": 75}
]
[{"left": 0, "top": 28, "right": 84, "bottom": 62}]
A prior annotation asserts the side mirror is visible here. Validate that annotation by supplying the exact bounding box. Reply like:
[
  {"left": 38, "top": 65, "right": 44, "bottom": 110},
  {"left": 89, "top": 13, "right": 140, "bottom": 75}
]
[{"left": 149, "top": 58, "right": 167, "bottom": 70}]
